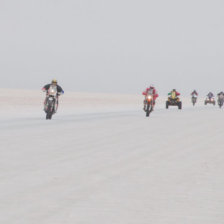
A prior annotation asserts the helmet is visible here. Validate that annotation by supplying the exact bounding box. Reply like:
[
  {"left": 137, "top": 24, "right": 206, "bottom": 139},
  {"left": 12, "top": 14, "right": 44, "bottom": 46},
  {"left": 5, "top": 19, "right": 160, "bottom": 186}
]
[
  {"left": 173, "top": 89, "right": 176, "bottom": 91},
  {"left": 149, "top": 84, "right": 154, "bottom": 89},
  {"left": 51, "top": 79, "right": 57, "bottom": 85}
]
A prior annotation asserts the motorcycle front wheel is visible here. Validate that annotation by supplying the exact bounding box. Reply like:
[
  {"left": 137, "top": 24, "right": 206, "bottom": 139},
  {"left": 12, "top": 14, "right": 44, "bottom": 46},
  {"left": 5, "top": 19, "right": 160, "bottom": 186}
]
[
  {"left": 46, "top": 112, "right": 53, "bottom": 120},
  {"left": 146, "top": 103, "right": 152, "bottom": 117}
]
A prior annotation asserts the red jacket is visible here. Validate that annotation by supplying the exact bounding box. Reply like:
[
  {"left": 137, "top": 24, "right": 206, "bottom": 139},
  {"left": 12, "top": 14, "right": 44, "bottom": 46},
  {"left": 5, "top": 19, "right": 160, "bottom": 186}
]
[
  {"left": 142, "top": 88, "right": 159, "bottom": 100},
  {"left": 191, "top": 91, "right": 198, "bottom": 96},
  {"left": 175, "top": 91, "right": 180, "bottom": 96}
]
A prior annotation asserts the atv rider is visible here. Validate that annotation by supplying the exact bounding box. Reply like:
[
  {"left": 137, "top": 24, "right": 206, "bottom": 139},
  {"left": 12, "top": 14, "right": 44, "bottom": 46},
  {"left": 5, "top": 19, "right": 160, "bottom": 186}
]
[
  {"left": 142, "top": 85, "right": 159, "bottom": 111},
  {"left": 207, "top": 92, "right": 214, "bottom": 99},
  {"left": 42, "top": 79, "right": 64, "bottom": 113},
  {"left": 168, "top": 89, "right": 180, "bottom": 100}
]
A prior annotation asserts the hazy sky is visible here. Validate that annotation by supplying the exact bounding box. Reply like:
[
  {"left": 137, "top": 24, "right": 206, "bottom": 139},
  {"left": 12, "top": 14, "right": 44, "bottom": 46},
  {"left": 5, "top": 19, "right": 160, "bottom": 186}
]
[{"left": 1, "top": 0, "right": 224, "bottom": 95}]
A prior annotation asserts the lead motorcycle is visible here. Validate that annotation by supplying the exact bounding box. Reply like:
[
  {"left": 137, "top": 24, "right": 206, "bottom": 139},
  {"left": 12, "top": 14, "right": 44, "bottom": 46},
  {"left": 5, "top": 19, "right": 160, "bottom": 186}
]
[
  {"left": 144, "top": 93, "right": 154, "bottom": 117},
  {"left": 44, "top": 86, "right": 58, "bottom": 120}
]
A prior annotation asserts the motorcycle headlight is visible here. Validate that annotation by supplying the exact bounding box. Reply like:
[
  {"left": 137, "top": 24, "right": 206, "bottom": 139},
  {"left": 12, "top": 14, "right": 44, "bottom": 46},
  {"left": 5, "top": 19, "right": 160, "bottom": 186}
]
[{"left": 147, "top": 95, "right": 152, "bottom": 100}]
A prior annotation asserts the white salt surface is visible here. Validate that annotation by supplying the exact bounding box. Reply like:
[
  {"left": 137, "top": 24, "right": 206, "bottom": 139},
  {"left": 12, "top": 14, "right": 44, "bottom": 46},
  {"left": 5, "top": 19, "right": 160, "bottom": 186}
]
[{"left": 0, "top": 89, "right": 223, "bottom": 224}]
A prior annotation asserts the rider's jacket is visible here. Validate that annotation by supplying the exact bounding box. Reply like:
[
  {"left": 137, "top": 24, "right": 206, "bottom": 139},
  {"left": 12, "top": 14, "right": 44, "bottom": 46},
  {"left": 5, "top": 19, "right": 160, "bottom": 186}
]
[
  {"left": 207, "top": 92, "right": 214, "bottom": 98},
  {"left": 217, "top": 92, "right": 224, "bottom": 96},
  {"left": 42, "top": 84, "right": 64, "bottom": 95},
  {"left": 168, "top": 90, "right": 180, "bottom": 98},
  {"left": 142, "top": 87, "right": 159, "bottom": 101},
  {"left": 191, "top": 91, "right": 198, "bottom": 96}
]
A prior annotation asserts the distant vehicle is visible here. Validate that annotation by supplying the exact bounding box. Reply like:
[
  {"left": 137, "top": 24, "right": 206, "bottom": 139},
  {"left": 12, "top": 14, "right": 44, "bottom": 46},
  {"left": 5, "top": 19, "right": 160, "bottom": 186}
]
[
  {"left": 166, "top": 89, "right": 182, "bottom": 110},
  {"left": 42, "top": 79, "right": 64, "bottom": 120},
  {"left": 191, "top": 95, "right": 197, "bottom": 106},
  {"left": 204, "top": 97, "right": 215, "bottom": 106},
  {"left": 44, "top": 86, "right": 58, "bottom": 120},
  {"left": 191, "top": 90, "right": 198, "bottom": 106},
  {"left": 217, "top": 94, "right": 224, "bottom": 108},
  {"left": 142, "top": 85, "right": 158, "bottom": 117},
  {"left": 144, "top": 93, "right": 154, "bottom": 117}
]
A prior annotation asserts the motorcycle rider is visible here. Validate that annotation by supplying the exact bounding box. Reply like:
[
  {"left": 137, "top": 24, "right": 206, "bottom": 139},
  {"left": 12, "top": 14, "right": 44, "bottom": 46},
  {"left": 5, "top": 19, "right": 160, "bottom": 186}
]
[
  {"left": 217, "top": 91, "right": 224, "bottom": 97},
  {"left": 168, "top": 89, "right": 180, "bottom": 99},
  {"left": 191, "top": 90, "right": 198, "bottom": 104},
  {"left": 42, "top": 79, "right": 64, "bottom": 113},
  {"left": 142, "top": 85, "right": 159, "bottom": 111},
  {"left": 191, "top": 90, "right": 198, "bottom": 97},
  {"left": 217, "top": 91, "right": 224, "bottom": 104}
]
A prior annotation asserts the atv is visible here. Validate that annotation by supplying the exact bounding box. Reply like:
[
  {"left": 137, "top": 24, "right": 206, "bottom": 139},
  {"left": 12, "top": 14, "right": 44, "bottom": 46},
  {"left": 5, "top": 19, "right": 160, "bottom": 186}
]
[
  {"left": 166, "top": 96, "right": 182, "bottom": 110},
  {"left": 204, "top": 97, "right": 215, "bottom": 106}
]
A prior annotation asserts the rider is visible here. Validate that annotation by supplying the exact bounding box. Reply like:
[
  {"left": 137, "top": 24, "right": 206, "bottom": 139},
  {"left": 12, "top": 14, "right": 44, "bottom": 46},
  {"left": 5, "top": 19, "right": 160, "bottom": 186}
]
[
  {"left": 42, "top": 79, "right": 64, "bottom": 113},
  {"left": 217, "top": 91, "right": 224, "bottom": 104},
  {"left": 217, "top": 91, "right": 224, "bottom": 97},
  {"left": 142, "top": 85, "right": 159, "bottom": 111},
  {"left": 207, "top": 92, "right": 214, "bottom": 99},
  {"left": 168, "top": 89, "right": 180, "bottom": 99},
  {"left": 191, "top": 90, "right": 198, "bottom": 97}
]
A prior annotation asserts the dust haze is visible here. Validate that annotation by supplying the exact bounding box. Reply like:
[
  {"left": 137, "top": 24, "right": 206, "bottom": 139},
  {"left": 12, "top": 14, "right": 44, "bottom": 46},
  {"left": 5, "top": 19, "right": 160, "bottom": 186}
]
[{"left": 1, "top": 0, "right": 224, "bottom": 96}]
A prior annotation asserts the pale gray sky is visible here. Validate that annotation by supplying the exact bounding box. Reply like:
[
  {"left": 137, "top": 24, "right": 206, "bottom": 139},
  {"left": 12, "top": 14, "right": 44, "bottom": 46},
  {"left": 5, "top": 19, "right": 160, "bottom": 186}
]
[{"left": 1, "top": 0, "right": 224, "bottom": 95}]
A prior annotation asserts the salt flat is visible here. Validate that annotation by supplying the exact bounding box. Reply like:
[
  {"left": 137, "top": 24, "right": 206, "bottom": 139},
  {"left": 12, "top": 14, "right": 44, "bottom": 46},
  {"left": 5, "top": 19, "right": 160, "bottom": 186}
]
[{"left": 0, "top": 89, "right": 223, "bottom": 224}]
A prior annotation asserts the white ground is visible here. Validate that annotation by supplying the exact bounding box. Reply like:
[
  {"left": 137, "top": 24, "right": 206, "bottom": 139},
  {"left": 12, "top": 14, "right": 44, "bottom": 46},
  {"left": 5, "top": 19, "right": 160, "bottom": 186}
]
[{"left": 0, "top": 89, "right": 223, "bottom": 224}]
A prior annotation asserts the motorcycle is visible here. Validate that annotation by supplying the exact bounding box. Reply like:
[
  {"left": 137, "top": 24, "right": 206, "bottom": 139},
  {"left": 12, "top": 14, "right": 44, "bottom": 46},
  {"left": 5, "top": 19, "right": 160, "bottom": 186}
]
[
  {"left": 217, "top": 95, "right": 224, "bottom": 108},
  {"left": 191, "top": 95, "right": 197, "bottom": 106},
  {"left": 144, "top": 94, "right": 154, "bottom": 117},
  {"left": 204, "top": 97, "right": 215, "bottom": 106},
  {"left": 44, "top": 86, "right": 58, "bottom": 120}
]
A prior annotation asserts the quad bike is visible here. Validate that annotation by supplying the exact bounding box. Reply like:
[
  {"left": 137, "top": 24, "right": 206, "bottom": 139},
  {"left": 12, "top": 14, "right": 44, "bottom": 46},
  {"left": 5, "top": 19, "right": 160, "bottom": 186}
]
[
  {"left": 166, "top": 94, "right": 182, "bottom": 109},
  {"left": 144, "top": 94, "right": 154, "bottom": 117},
  {"left": 204, "top": 97, "right": 215, "bottom": 106}
]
